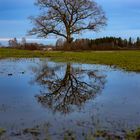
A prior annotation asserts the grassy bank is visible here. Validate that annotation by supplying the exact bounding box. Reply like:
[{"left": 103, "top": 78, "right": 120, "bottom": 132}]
[{"left": 0, "top": 48, "right": 140, "bottom": 71}]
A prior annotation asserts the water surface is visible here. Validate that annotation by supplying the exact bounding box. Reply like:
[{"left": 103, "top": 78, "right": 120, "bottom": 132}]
[{"left": 0, "top": 58, "right": 140, "bottom": 139}]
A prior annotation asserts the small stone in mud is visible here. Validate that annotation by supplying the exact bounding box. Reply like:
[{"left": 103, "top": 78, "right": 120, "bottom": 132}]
[
  {"left": 11, "top": 132, "right": 22, "bottom": 136},
  {"left": 8, "top": 73, "right": 13, "bottom": 76},
  {"left": 21, "top": 72, "right": 25, "bottom": 74},
  {"left": 23, "top": 128, "right": 40, "bottom": 136}
]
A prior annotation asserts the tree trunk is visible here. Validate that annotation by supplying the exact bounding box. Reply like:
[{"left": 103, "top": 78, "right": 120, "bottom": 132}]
[
  {"left": 65, "top": 33, "right": 73, "bottom": 50},
  {"left": 67, "top": 35, "right": 72, "bottom": 44}
]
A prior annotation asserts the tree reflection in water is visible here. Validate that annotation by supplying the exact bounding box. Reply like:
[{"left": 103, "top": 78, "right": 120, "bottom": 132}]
[{"left": 33, "top": 62, "right": 106, "bottom": 114}]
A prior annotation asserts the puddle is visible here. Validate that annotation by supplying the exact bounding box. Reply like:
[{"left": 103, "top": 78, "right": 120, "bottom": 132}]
[{"left": 0, "top": 58, "right": 140, "bottom": 139}]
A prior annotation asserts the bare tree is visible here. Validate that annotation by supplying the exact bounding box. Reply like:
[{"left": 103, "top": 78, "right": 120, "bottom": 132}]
[
  {"left": 56, "top": 38, "right": 65, "bottom": 47},
  {"left": 8, "top": 38, "right": 18, "bottom": 47},
  {"left": 21, "top": 37, "right": 26, "bottom": 45},
  {"left": 29, "top": 0, "right": 107, "bottom": 46}
]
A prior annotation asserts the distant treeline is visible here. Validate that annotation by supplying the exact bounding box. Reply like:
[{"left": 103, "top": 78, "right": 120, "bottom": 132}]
[
  {"left": 1, "top": 37, "right": 140, "bottom": 51},
  {"left": 6, "top": 37, "right": 53, "bottom": 51},
  {"left": 55, "top": 37, "right": 140, "bottom": 51}
]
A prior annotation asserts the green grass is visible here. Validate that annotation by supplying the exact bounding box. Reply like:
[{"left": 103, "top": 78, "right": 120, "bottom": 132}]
[
  {"left": 0, "top": 128, "right": 6, "bottom": 136},
  {"left": 126, "top": 128, "right": 140, "bottom": 140},
  {"left": 0, "top": 48, "right": 140, "bottom": 71},
  {"left": 85, "top": 128, "right": 140, "bottom": 140}
]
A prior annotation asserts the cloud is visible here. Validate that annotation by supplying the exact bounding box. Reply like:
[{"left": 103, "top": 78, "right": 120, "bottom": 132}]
[
  {"left": 0, "top": 0, "right": 140, "bottom": 42},
  {"left": 0, "top": 37, "right": 56, "bottom": 45},
  {"left": 0, "top": 38, "right": 54, "bottom": 42},
  {"left": 0, "top": 0, "right": 34, "bottom": 11}
]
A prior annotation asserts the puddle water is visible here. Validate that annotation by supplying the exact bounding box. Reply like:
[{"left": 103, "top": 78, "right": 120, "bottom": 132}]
[{"left": 0, "top": 58, "right": 140, "bottom": 139}]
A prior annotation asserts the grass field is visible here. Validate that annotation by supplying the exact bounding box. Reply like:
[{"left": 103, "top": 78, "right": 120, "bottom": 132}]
[{"left": 0, "top": 48, "right": 140, "bottom": 71}]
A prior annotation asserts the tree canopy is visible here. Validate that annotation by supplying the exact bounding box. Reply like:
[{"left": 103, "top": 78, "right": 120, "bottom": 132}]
[{"left": 29, "top": 0, "right": 107, "bottom": 44}]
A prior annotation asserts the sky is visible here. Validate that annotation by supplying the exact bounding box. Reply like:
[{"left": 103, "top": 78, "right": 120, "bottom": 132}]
[{"left": 0, "top": 0, "right": 140, "bottom": 45}]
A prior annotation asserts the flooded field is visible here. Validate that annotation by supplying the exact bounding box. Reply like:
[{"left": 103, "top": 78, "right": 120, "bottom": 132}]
[{"left": 0, "top": 58, "right": 140, "bottom": 140}]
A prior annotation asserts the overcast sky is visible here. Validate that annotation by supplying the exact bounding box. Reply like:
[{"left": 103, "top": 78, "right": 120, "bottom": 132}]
[{"left": 0, "top": 0, "right": 140, "bottom": 45}]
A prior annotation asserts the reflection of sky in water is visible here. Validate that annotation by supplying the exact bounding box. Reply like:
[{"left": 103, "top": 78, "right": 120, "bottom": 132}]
[{"left": 0, "top": 58, "right": 140, "bottom": 139}]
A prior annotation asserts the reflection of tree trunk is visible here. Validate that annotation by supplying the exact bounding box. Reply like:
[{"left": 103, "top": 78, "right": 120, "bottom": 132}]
[
  {"left": 63, "top": 63, "right": 71, "bottom": 84},
  {"left": 35, "top": 63, "right": 106, "bottom": 114},
  {"left": 52, "top": 63, "right": 71, "bottom": 95}
]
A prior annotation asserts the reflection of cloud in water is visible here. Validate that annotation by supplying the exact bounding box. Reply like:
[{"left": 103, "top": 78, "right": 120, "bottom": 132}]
[{"left": 32, "top": 61, "right": 106, "bottom": 114}]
